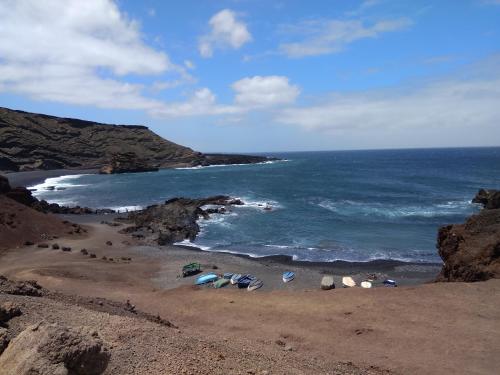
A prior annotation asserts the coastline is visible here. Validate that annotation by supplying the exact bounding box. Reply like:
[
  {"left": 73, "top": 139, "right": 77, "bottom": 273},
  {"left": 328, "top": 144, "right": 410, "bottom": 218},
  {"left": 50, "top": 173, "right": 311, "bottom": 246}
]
[
  {"left": 0, "top": 217, "right": 498, "bottom": 374},
  {"left": 5, "top": 168, "right": 99, "bottom": 188}
]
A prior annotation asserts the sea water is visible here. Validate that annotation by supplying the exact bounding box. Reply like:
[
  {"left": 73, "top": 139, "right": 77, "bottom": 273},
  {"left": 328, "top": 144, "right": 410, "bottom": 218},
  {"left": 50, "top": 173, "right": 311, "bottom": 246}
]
[{"left": 30, "top": 148, "right": 500, "bottom": 263}]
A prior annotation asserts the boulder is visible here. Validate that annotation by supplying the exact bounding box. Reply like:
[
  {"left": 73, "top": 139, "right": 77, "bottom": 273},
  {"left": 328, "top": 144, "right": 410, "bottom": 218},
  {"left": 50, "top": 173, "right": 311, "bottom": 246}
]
[
  {"left": 472, "top": 189, "right": 500, "bottom": 210},
  {"left": 0, "top": 322, "right": 110, "bottom": 375},
  {"left": 436, "top": 207, "right": 500, "bottom": 282},
  {"left": 0, "top": 175, "right": 11, "bottom": 194},
  {"left": 0, "top": 302, "right": 22, "bottom": 323}
]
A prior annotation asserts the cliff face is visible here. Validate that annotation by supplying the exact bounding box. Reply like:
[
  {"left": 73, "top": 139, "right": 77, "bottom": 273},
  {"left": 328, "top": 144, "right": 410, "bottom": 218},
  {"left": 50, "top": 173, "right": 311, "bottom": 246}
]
[
  {"left": 436, "top": 189, "right": 500, "bottom": 282},
  {"left": 0, "top": 107, "right": 204, "bottom": 171}
]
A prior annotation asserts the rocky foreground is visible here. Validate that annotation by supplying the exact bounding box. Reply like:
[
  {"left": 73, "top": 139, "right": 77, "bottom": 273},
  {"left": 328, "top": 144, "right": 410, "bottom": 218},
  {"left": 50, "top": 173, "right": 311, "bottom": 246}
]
[{"left": 0, "top": 106, "right": 277, "bottom": 172}]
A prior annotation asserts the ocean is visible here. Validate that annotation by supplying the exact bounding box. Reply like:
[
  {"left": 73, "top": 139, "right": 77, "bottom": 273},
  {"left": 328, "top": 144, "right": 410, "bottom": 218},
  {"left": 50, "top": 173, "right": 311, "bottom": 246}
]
[{"left": 30, "top": 147, "right": 500, "bottom": 263}]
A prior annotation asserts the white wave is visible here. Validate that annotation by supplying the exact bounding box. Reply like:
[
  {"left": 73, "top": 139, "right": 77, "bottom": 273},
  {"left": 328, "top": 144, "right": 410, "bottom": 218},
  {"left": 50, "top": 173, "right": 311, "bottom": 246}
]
[
  {"left": 29, "top": 174, "right": 90, "bottom": 193},
  {"left": 237, "top": 197, "right": 283, "bottom": 210},
  {"left": 264, "top": 244, "right": 294, "bottom": 249},
  {"left": 173, "top": 239, "right": 211, "bottom": 251},
  {"left": 107, "top": 205, "right": 143, "bottom": 213},
  {"left": 317, "top": 198, "right": 475, "bottom": 219},
  {"left": 174, "top": 159, "right": 289, "bottom": 170}
]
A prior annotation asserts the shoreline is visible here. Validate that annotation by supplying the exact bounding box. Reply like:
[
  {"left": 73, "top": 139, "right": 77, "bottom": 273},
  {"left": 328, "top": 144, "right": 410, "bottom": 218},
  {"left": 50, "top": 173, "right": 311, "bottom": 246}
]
[
  {"left": 6, "top": 168, "right": 442, "bottom": 274},
  {"left": 5, "top": 168, "right": 99, "bottom": 187},
  {"left": 64, "top": 213, "right": 442, "bottom": 283}
]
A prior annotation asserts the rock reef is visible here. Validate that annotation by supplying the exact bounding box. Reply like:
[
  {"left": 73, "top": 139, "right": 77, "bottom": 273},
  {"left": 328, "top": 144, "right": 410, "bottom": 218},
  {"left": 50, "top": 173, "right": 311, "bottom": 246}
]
[{"left": 123, "top": 196, "right": 243, "bottom": 245}]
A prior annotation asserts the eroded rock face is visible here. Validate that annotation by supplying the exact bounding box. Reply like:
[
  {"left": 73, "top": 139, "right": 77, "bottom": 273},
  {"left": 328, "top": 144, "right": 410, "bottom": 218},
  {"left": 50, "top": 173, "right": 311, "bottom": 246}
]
[
  {"left": 125, "top": 196, "right": 243, "bottom": 245},
  {"left": 436, "top": 207, "right": 500, "bottom": 282},
  {"left": 472, "top": 189, "right": 500, "bottom": 210},
  {"left": 99, "top": 152, "right": 158, "bottom": 174},
  {"left": 0, "top": 106, "right": 277, "bottom": 171},
  {"left": 0, "top": 322, "right": 110, "bottom": 375}
]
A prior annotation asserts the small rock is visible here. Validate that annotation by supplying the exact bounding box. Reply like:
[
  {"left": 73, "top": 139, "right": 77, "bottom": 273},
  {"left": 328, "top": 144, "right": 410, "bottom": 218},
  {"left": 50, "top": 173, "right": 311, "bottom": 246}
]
[
  {"left": 81, "top": 249, "right": 89, "bottom": 255},
  {"left": 0, "top": 327, "right": 8, "bottom": 354},
  {"left": 23, "top": 241, "right": 34, "bottom": 246},
  {"left": 105, "top": 241, "right": 112, "bottom": 246},
  {"left": 102, "top": 256, "right": 107, "bottom": 260},
  {"left": 61, "top": 246, "right": 71, "bottom": 252},
  {"left": 37, "top": 243, "right": 49, "bottom": 248},
  {"left": 275, "top": 339, "right": 286, "bottom": 347},
  {"left": 0, "top": 302, "right": 22, "bottom": 322},
  {"left": 284, "top": 344, "right": 294, "bottom": 351},
  {"left": 108, "top": 258, "right": 114, "bottom": 262},
  {"left": 89, "top": 253, "right": 97, "bottom": 258},
  {"left": 51, "top": 243, "right": 60, "bottom": 250}
]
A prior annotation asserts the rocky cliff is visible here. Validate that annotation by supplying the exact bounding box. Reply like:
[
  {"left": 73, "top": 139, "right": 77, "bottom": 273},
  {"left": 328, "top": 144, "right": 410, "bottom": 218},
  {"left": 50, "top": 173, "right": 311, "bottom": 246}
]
[
  {"left": 0, "top": 107, "right": 275, "bottom": 172},
  {"left": 436, "top": 189, "right": 500, "bottom": 282}
]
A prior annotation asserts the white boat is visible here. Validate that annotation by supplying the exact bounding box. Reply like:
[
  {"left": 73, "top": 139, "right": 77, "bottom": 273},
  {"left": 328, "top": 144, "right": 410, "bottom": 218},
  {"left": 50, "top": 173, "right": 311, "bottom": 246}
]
[{"left": 342, "top": 276, "right": 356, "bottom": 288}]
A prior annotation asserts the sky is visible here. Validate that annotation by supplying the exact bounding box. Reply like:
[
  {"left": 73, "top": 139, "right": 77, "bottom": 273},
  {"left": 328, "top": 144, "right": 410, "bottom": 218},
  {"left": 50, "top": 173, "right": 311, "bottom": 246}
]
[{"left": 0, "top": 0, "right": 499, "bottom": 153}]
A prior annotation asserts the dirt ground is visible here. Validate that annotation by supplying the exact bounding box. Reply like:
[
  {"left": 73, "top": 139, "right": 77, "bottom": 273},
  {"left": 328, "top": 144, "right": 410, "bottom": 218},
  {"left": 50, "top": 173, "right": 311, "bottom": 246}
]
[{"left": 1, "top": 220, "right": 499, "bottom": 374}]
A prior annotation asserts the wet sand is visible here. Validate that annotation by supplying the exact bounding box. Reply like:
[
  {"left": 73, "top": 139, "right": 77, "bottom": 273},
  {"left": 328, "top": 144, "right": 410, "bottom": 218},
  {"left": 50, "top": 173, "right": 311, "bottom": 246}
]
[{"left": 1, "top": 216, "right": 498, "bottom": 374}]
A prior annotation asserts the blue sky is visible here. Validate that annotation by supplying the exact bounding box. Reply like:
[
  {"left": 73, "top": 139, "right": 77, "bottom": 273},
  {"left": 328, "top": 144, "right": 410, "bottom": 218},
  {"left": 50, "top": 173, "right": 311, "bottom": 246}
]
[{"left": 0, "top": 0, "right": 499, "bottom": 152}]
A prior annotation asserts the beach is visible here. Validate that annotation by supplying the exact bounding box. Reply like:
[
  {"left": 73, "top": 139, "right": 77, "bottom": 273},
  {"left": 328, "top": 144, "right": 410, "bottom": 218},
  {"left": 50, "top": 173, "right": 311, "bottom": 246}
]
[{"left": 1, "top": 210, "right": 499, "bottom": 374}]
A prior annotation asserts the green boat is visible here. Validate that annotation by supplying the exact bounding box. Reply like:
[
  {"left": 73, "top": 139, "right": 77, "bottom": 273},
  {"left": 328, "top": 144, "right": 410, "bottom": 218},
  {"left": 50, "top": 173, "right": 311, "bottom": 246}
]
[
  {"left": 182, "top": 262, "right": 201, "bottom": 277},
  {"left": 213, "top": 278, "right": 230, "bottom": 288}
]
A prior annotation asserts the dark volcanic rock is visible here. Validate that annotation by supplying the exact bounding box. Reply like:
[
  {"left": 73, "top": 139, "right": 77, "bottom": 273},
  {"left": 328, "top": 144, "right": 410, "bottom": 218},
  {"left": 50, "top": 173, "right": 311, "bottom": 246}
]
[
  {"left": 99, "top": 152, "right": 158, "bottom": 174},
  {"left": 0, "top": 275, "right": 45, "bottom": 296},
  {"left": 472, "top": 189, "right": 500, "bottom": 210},
  {"left": 204, "top": 153, "right": 279, "bottom": 166},
  {"left": 0, "top": 106, "right": 275, "bottom": 172},
  {"left": 0, "top": 175, "right": 11, "bottom": 194},
  {"left": 127, "top": 196, "right": 243, "bottom": 245},
  {"left": 436, "top": 206, "right": 500, "bottom": 282},
  {"left": 4, "top": 187, "right": 38, "bottom": 206}
]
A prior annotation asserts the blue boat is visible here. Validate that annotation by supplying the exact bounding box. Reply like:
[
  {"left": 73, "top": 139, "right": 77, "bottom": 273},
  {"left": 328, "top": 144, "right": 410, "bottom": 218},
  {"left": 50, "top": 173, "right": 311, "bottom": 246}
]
[
  {"left": 230, "top": 274, "right": 242, "bottom": 285},
  {"left": 223, "top": 272, "right": 234, "bottom": 279},
  {"left": 237, "top": 274, "right": 256, "bottom": 289},
  {"left": 195, "top": 273, "right": 218, "bottom": 285},
  {"left": 383, "top": 279, "right": 397, "bottom": 287},
  {"left": 282, "top": 271, "right": 295, "bottom": 283}
]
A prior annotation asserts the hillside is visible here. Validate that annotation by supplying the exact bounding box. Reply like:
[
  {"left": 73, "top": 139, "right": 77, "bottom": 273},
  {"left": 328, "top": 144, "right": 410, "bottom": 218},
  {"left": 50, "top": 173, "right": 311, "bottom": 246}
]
[{"left": 0, "top": 107, "right": 271, "bottom": 172}]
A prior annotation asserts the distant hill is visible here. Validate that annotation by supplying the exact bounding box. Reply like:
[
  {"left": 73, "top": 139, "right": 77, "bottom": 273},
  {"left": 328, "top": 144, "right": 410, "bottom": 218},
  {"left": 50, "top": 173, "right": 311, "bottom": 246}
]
[{"left": 0, "top": 107, "right": 272, "bottom": 172}]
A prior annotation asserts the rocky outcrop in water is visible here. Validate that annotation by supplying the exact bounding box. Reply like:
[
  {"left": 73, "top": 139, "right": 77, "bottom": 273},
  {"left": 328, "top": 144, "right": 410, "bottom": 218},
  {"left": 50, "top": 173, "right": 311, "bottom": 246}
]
[
  {"left": 99, "top": 152, "right": 158, "bottom": 174},
  {"left": 0, "top": 107, "right": 277, "bottom": 172},
  {"left": 436, "top": 191, "right": 500, "bottom": 282},
  {"left": 124, "top": 196, "right": 243, "bottom": 245},
  {"left": 472, "top": 189, "right": 500, "bottom": 210}
]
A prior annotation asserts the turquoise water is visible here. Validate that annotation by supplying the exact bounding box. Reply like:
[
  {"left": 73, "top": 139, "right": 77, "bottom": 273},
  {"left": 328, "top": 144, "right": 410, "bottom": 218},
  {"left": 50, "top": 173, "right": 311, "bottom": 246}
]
[{"left": 31, "top": 148, "right": 500, "bottom": 263}]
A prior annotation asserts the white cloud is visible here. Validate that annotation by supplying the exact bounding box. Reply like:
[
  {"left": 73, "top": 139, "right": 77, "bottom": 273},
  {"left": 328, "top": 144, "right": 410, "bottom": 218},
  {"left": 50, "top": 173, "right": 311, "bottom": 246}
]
[
  {"left": 152, "top": 75, "right": 300, "bottom": 118},
  {"left": 232, "top": 76, "right": 300, "bottom": 108},
  {"left": 0, "top": 0, "right": 190, "bottom": 110},
  {"left": 151, "top": 88, "right": 239, "bottom": 118},
  {"left": 279, "top": 18, "right": 412, "bottom": 58},
  {"left": 276, "top": 72, "right": 500, "bottom": 134},
  {"left": 199, "top": 9, "right": 252, "bottom": 58}
]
